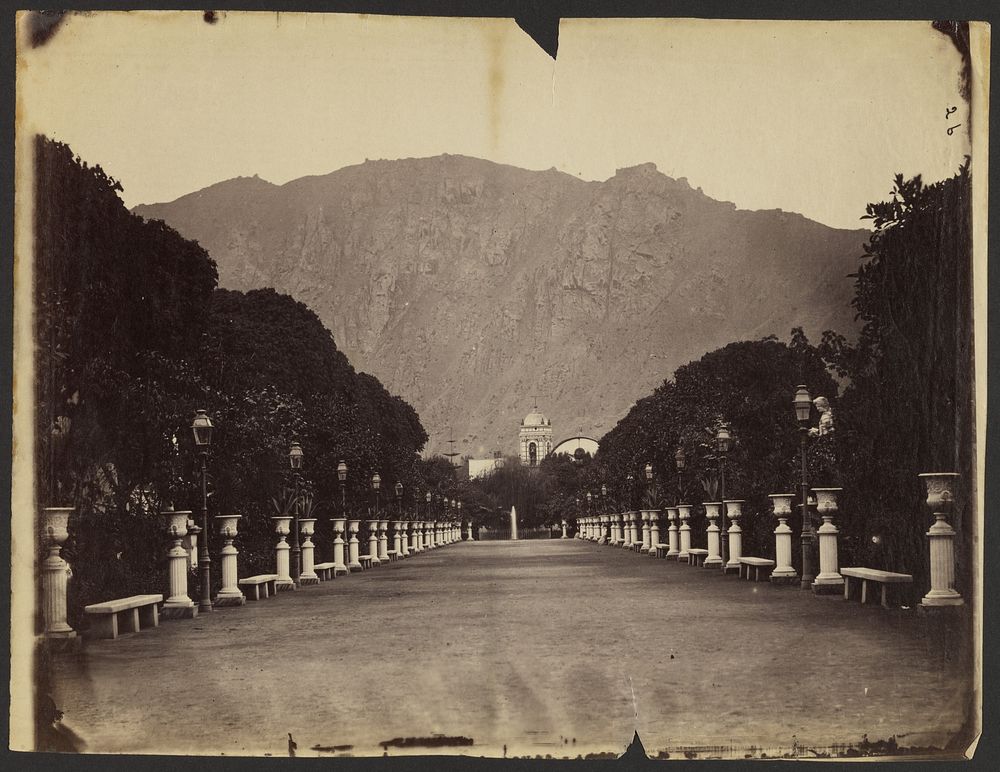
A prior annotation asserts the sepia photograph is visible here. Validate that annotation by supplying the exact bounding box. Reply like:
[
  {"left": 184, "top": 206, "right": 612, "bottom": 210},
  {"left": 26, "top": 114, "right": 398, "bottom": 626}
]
[{"left": 9, "top": 9, "right": 990, "bottom": 763}]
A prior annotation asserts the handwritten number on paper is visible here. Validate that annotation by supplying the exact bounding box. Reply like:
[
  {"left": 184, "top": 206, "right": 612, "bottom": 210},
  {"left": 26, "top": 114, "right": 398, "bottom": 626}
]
[{"left": 946, "top": 106, "right": 961, "bottom": 135}]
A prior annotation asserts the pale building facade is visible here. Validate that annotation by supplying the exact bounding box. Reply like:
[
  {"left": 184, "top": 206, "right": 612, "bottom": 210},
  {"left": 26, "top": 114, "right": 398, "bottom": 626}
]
[{"left": 519, "top": 409, "right": 553, "bottom": 467}]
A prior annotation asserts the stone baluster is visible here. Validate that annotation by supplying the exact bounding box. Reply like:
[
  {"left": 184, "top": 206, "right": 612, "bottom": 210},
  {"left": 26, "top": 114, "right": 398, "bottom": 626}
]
[
  {"left": 347, "top": 519, "right": 363, "bottom": 570},
  {"left": 378, "top": 519, "right": 390, "bottom": 562},
  {"left": 367, "top": 519, "right": 382, "bottom": 566},
  {"left": 331, "top": 518, "right": 349, "bottom": 575},
  {"left": 812, "top": 488, "right": 844, "bottom": 594},
  {"left": 677, "top": 504, "right": 692, "bottom": 563},
  {"left": 298, "top": 517, "right": 319, "bottom": 585},
  {"left": 702, "top": 502, "right": 724, "bottom": 568},
  {"left": 161, "top": 509, "right": 197, "bottom": 619},
  {"left": 273, "top": 516, "right": 295, "bottom": 590},
  {"left": 666, "top": 507, "right": 680, "bottom": 559},
  {"left": 40, "top": 507, "right": 76, "bottom": 639},
  {"left": 768, "top": 494, "right": 798, "bottom": 584},
  {"left": 215, "top": 514, "right": 247, "bottom": 603},
  {"left": 723, "top": 500, "right": 744, "bottom": 574},
  {"left": 919, "top": 472, "right": 964, "bottom": 607}
]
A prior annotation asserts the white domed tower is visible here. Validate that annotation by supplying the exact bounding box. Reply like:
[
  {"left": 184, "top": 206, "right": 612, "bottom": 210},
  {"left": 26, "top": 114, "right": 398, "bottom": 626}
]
[{"left": 519, "top": 407, "right": 553, "bottom": 467}]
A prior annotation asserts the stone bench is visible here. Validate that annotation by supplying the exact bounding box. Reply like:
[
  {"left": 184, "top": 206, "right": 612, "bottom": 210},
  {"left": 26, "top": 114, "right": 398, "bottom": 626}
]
[
  {"left": 84, "top": 594, "right": 163, "bottom": 640},
  {"left": 841, "top": 567, "right": 913, "bottom": 608},
  {"left": 739, "top": 557, "right": 776, "bottom": 582},
  {"left": 313, "top": 562, "right": 336, "bottom": 581},
  {"left": 359, "top": 554, "right": 375, "bottom": 570},
  {"left": 386, "top": 549, "right": 399, "bottom": 562},
  {"left": 655, "top": 543, "right": 671, "bottom": 559},
  {"left": 238, "top": 574, "right": 278, "bottom": 600},
  {"left": 687, "top": 548, "right": 709, "bottom": 567}
]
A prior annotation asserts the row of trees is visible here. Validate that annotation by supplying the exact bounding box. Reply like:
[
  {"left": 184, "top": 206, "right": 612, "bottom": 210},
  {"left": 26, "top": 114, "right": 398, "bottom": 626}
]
[
  {"left": 571, "top": 164, "right": 973, "bottom": 593},
  {"left": 33, "top": 136, "right": 433, "bottom": 621}
]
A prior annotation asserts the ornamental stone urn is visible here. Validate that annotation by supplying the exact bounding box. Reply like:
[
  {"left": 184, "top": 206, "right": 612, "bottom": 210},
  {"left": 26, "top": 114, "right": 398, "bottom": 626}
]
[
  {"left": 331, "top": 518, "right": 348, "bottom": 575},
  {"left": 811, "top": 488, "right": 844, "bottom": 594},
  {"left": 702, "top": 502, "right": 724, "bottom": 568},
  {"left": 347, "top": 519, "right": 363, "bottom": 570},
  {"left": 723, "top": 500, "right": 744, "bottom": 574},
  {"left": 215, "top": 514, "right": 246, "bottom": 604},
  {"left": 298, "top": 517, "right": 319, "bottom": 585},
  {"left": 162, "top": 509, "right": 197, "bottom": 619},
  {"left": 272, "top": 516, "right": 295, "bottom": 590},
  {"left": 918, "top": 472, "right": 963, "bottom": 607},
  {"left": 768, "top": 494, "right": 798, "bottom": 584},
  {"left": 40, "top": 506, "right": 76, "bottom": 639}
]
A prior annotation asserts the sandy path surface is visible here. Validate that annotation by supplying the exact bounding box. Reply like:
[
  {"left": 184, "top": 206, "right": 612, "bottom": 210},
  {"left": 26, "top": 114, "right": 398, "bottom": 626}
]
[{"left": 51, "top": 539, "right": 971, "bottom": 758}]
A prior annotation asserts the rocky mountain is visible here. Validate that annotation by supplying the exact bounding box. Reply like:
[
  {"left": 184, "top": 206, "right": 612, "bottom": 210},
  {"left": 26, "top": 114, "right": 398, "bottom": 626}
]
[{"left": 134, "top": 156, "right": 867, "bottom": 458}]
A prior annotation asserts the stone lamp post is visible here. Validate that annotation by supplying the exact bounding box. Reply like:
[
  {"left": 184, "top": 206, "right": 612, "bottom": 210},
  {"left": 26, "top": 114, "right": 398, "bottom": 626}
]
[
  {"left": 794, "top": 385, "right": 817, "bottom": 589},
  {"left": 273, "top": 516, "right": 295, "bottom": 590},
  {"left": 215, "top": 514, "right": 246, "bottom": 605},
  {"left": 161, "top": 509, "right": 197, "bottom": 619},
  {"left": 347, "top": 519, "right": 363, "bottom": 570},
  {"left": 666, "top": 507, "right": 680, "bottom": 559},
  {"left": 40, "top": 506, "right": 76, "bottom": 639},
  {"left": 723, "top": 500, "right": 744, "bottom": 574},
  {"left": 677, "top": 504, "right": 692, "bottom": 563},
  {"left": 918, "top": 472, "right": 964, "bottom": 607},
  {"left": 703, "top": 502, "right": 724, "bottom": 568},
  {"left": 298, "top": 517, "right": 319, "bottom": 585},
  {"left": 812, "top": 488, "right": 844, "bottom": 594},
  {"left": 769, "top": 494, "right": 798, "bottom": 584},
  {"left": 331, "top": 518, "right": 348, "bottom": 575}
]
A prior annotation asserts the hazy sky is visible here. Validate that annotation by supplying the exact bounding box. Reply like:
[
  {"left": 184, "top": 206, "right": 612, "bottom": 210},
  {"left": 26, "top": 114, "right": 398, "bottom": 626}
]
[{"left": 18, "top": 12, "right": 971, "bottom": 229}]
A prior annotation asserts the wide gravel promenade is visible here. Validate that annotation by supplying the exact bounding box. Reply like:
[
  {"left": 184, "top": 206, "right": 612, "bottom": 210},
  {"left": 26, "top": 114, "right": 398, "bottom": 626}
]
[{"left": 52, "top": 539, "right": 971, "bottom": 758}]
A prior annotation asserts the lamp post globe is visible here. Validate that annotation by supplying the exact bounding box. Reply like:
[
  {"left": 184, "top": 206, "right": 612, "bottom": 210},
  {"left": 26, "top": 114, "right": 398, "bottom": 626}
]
[
  {"left": 337, "top": 460, "right": 348, "bottom": 515},
  {"left": 372, "top": 472, "right": 381, "bottom": 516},
  {"left": 191, "top": 409, "right": 214, "bottom": 613}
]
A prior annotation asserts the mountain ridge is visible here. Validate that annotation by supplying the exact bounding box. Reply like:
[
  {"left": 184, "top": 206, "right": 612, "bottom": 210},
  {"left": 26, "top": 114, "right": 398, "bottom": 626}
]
[{"left": 134, "top": 154, "right": 868, "bottom": 457}]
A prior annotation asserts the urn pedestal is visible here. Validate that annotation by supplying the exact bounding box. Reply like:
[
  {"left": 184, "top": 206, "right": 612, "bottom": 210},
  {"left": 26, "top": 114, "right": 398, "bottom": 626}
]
[
  {"left": 161, "top": 509, "right": 197, "bottom": 619},
  {"left": 215, "top": 515, "right": 247, "bottom": 605},
  {"left": 367, "top": 520, "right": 382, "bottom": 566},
  {"left": 377, "top": 519, "right": 390, "bottom": 563},
  {"left": 272, "top": 516, "right": 296, "bottom": 590},
  {"left": 347, "top": 519, "right": 363, "bottom": 570},
  {"left": 40, "top": 507, "right": 77, "bottom": 639},
  {"left": 331, "top": 518, "right": 349, "bottom": 575},
  {"left": 639, "top": 511, "right": 651, "bottom": 553},
  {"left": 677, "top": 505, "right": 692, "bottom": 563},
  {"left": 394, "top": 521, "right": 405, "bottom": 558},
  {"left": 647, "top": 511, "right": 661, "bottom": 556},
  {"left": 768, "top": 494, "right": 798, "bottom": 585},
  {"left": 298, "top": 518, "right": 320, "bottom": 586},
  {"left": 811, "top": 489, "right": 844, "bottom": 594},
  {"left": 723, "top": 500, "right": 744, "bottom": 574},
  {"left": 703, "top": 502, "right": 724, "bottom": 568},
  {"left": 666, "top": 508, "right": 680, "bottom": 559},
  {"left": 411, "top": 521, "right": 423, "bottom": 553},
  {"left": 919, "top": 473, "right": 964, "bottom": 607},
  {"left": 629, "top": 512, "right": 641, "bottom": 551}
]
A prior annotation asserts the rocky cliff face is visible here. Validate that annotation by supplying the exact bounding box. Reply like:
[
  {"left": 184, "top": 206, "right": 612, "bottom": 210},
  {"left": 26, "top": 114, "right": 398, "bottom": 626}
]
[{"left": 134, "top": 155, "right": 867, "bottom": 457}]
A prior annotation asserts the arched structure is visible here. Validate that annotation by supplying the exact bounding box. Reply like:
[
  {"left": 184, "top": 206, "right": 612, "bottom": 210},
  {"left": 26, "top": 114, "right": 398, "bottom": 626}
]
[{"left": 551, "top": 436, "right": 599, "bottom": 461}]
